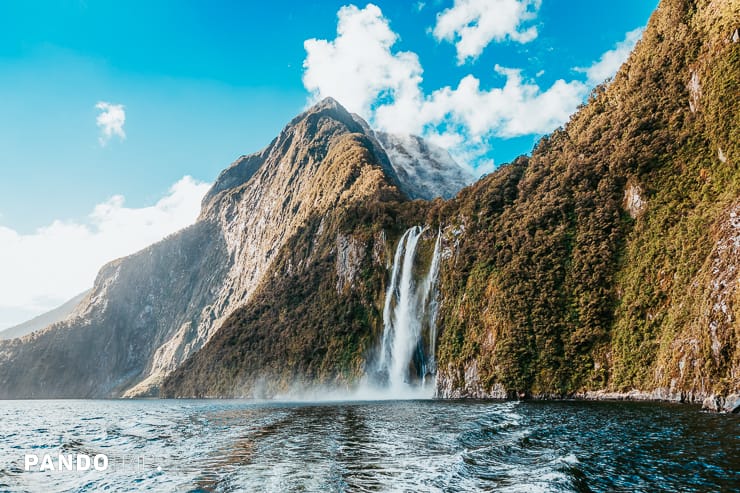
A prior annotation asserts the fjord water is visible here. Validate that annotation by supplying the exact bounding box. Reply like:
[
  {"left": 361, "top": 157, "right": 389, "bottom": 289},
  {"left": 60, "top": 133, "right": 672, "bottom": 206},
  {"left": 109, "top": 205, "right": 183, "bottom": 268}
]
[{"left": 1, "top": 399, "right": 737, "bottom": 492}]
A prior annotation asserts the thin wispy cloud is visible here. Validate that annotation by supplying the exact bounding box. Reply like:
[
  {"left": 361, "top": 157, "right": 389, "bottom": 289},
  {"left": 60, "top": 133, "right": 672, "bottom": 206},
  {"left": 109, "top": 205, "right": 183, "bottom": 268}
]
[
  {"left": 433, "top": 0, "right": 541, "bottom": 64},
  {"left": 303, "top": 3, "right": 643, "bottom": 175},
  {"left": 95, "top": 101, "right": 126, "bottom": 146}
]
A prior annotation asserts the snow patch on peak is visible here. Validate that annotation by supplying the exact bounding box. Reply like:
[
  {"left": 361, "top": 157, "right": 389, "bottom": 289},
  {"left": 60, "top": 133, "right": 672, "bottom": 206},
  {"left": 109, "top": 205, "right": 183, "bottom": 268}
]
[{"left": 374, "top": 132, "right": 474, "bottom": 200}]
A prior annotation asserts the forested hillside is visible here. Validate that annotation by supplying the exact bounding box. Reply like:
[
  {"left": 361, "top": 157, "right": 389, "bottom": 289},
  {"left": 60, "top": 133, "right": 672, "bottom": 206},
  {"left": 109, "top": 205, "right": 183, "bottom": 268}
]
[{"left": 433, "top": 0, "right": 739, "bottom": 403}]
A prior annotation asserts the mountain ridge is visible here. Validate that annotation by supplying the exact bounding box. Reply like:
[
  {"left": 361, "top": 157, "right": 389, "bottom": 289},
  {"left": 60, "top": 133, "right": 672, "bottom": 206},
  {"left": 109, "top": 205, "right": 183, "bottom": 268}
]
[{"left": 0, "top": 291, "right": 90, "bottom": 341}]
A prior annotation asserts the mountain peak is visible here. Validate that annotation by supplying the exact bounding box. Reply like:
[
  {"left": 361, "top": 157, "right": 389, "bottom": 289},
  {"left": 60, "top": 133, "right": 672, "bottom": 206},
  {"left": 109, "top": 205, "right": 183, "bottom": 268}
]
[
  {"left": 291, "top": 96, "right": 361, "bottom": 132},
  {"left": 203, "top": 98, "right": 473, "bottom": 210},
  {"left": 310, "top": 96, "right": 343, "bottom": 111},
  {"left": 202, "top": 96, "right": 368, "bottom": 210}
]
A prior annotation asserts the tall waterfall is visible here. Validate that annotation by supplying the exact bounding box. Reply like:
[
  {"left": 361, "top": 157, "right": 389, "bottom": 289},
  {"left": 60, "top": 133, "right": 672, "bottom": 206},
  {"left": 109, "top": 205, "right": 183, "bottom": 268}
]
[{"left": 377, "top": 226, "right": 442, "bottom": 394}]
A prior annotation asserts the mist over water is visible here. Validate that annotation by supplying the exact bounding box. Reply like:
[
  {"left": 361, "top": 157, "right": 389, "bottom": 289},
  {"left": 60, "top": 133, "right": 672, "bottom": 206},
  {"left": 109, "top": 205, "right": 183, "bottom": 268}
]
[{"left": 1, "top": 399, "right": 737, "bottom": 492}]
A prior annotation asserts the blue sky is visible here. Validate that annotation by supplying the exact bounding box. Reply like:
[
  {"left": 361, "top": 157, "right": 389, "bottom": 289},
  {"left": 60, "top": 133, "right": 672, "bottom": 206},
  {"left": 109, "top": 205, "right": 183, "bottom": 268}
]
[{"left": 0, "top": 0, "right": 657, "bottom": 327}]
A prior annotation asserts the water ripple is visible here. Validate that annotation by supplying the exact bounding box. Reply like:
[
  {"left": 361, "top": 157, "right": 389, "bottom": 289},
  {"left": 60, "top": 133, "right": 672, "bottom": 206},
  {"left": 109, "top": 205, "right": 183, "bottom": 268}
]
[{"left": 0, "top": 399, "right": 737, "bottom": 492}]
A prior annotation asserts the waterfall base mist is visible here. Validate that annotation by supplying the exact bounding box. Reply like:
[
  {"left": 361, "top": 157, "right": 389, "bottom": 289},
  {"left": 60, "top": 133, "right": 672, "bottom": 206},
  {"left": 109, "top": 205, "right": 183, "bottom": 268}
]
[{"left": 271, "top": 380, "right": 436, "bottom": 403}]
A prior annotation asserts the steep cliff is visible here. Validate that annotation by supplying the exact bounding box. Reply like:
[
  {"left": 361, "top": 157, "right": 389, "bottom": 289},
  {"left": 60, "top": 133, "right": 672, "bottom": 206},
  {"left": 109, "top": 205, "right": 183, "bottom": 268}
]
[{"left": 433, "top": 0, "right": 739, "bottom": 403}]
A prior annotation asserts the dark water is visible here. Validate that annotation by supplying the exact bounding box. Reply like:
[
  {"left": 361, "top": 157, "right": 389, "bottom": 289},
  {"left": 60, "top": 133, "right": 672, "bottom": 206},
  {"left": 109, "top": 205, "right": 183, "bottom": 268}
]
[{"left": 0, "top": 399, "right": 737, "bottom": 492}]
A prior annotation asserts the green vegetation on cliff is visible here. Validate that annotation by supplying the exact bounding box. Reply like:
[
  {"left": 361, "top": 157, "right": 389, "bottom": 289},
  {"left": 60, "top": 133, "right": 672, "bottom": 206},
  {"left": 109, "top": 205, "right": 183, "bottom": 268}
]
[{"left": 434, "top": 0, "right": 739, "bottom": 400}]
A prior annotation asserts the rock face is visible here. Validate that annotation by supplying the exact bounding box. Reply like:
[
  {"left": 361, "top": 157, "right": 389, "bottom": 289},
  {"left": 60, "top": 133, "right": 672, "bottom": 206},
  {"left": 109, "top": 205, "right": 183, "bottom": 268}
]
[
  {"left": 702, "top": 394, "right": 740, "bottom": 413},
  {"left": 623, "top": 180, "right": 646, "bottom": 219},
  {"left": 335, "top": 234, "right": 364, "bottom": 294},
  {"left": 0, "top": 98, "right": 468, "bottom": 398}
]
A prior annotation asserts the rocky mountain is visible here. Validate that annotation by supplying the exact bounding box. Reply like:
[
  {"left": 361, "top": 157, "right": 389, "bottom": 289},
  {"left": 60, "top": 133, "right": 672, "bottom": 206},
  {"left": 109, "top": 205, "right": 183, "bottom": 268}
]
[
  {"left": 0, "top": 291, "right": 89, "bottom": 341},
  {"left": 0, "top": 98, "right": 467, "bottom": 398},
  {"left": 0, "top": 0, "right": 737, "bottom": 408}
]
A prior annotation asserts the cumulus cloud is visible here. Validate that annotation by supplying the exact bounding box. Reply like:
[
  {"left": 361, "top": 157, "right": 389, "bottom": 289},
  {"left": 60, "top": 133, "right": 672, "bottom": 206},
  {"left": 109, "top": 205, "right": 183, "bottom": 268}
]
[
  {"left": 375, "top": 67, "right": 587, "bottom": 138},
  {"left": 0, "top": 176, "right": 211, "bottom": 327},
  {"left": 433, "top": 0, "right": 541, "bottom": 64},
  {"left": 95, "top": 101, "right": 126, "bottom": 145},
  {"left": 302, "top": 4, "right": 643, "bottom": 175},
  {"left": 578, "top": 27, "right": 644, "bottom": 85},
  {"left": 303, "top": 4, "right": 423, "bottom": 117}
]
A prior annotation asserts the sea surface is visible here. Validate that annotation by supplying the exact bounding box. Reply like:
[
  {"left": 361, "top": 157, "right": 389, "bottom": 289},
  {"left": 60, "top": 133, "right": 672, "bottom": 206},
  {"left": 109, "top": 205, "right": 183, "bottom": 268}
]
[{"left": 0, "top": 399, "right": 737, "bottom": 492}]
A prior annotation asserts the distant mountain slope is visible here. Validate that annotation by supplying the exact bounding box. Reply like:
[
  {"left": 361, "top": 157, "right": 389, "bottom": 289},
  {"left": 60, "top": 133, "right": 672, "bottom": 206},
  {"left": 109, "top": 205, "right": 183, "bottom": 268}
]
[
  {"left": 374, "top": 131, "right": 475, "bottom": 200},
  {"left": 0, "top": 291, "right": 89, "bottom": 341}
]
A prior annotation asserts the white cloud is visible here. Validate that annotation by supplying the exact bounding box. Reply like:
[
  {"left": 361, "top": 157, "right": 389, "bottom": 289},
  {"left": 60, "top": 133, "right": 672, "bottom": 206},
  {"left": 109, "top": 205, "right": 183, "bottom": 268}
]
[
  {"left": 433, "top": 0, "right": 541, "bottom": 64},
  {"left": 303, "top": 5, "right": 642, "bottom": 175},
  {"left": 375, "top": 67, "right": 587, "bottom": 139},
  {"left": 303, "top": 4, "right": 423, "bottom": 118},
  {"left": 578, "top": 27, "right": 644, "bottom": 85},
  {"left": 0, "top": 176, "right": 211, "bottom": 327},
  {"left": 95, "top": 101, "right": 126, "bottom": 145}
]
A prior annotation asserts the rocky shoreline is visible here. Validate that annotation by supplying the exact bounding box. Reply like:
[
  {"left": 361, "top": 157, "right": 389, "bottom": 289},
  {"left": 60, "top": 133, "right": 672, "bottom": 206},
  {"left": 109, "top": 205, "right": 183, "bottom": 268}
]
[
  {"left": 577, "top": 390, "right": 740, "bottom": 414},
  {"left": 437, "top": 370, "right": 739, "bottom": 414}
]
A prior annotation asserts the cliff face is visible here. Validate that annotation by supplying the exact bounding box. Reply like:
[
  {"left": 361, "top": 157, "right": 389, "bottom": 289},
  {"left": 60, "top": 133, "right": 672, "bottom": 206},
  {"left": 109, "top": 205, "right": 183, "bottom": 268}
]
[
  {"left": 0, "top": 221, "right": 231, "bottom": 397},
  {"left": 433, "top": 0, "right": 739, "bottom": 402}
]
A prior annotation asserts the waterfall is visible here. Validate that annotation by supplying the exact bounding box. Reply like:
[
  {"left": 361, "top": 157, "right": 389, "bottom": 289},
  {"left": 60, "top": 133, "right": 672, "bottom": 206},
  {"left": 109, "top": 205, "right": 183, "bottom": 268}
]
[
  {"left": 421, "top": 231, "right": 442, "bottom": 381},
  {"left": 377, "top": 226, "right": 442, "bottom": 394},
  {"left": 378, "top": 228, "right": 414, "bottom": 372}
]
